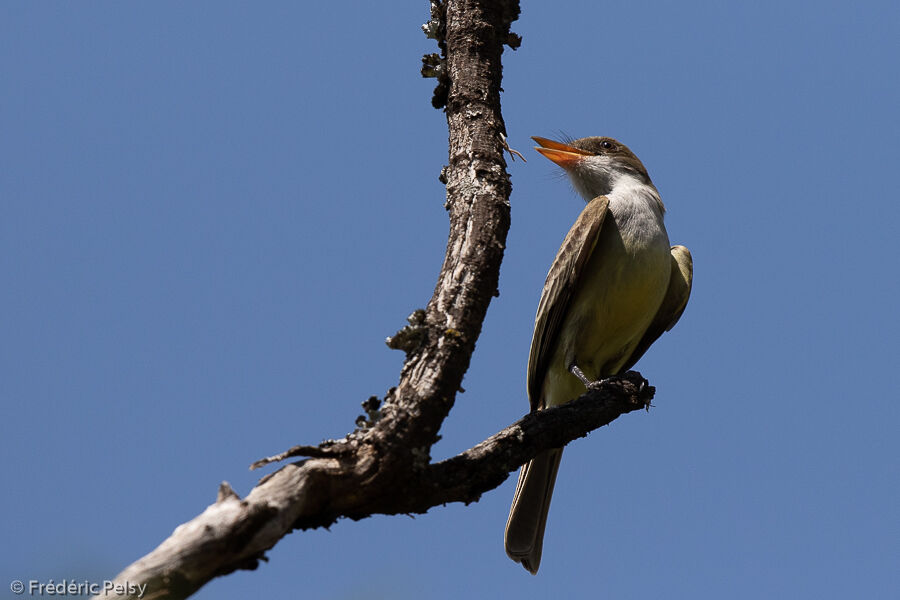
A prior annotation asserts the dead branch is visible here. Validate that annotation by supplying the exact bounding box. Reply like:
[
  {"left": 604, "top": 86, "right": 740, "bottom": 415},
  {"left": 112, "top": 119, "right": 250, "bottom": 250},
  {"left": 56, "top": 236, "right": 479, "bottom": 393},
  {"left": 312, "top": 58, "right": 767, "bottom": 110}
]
[
  {"left": 92, "top": 2, "right": 659, "bottom": 598},
  {"left": 97, "top": 374, "right": 652, "bottom": 600}
]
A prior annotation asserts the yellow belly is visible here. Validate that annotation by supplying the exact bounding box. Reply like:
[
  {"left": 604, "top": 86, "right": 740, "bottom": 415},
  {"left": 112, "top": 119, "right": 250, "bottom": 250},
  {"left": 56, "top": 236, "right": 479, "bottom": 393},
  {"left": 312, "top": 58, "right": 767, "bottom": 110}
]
[{"left": 542, "top": 221, "right": 671, "bottom": 408}]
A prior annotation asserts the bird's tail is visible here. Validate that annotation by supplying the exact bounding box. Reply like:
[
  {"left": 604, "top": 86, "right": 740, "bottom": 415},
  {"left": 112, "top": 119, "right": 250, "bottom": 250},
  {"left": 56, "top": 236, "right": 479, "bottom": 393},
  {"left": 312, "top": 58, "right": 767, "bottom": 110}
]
[{"left": 504, "top": 447, "right": 564, "bottom": 574}]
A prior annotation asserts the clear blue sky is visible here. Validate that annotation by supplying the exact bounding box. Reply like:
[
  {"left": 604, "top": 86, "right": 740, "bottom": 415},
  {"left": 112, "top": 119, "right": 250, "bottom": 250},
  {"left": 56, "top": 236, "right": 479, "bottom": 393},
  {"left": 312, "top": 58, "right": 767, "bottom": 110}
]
[{"left": 3, "top": 2, "right": 898, "bottom": 599}]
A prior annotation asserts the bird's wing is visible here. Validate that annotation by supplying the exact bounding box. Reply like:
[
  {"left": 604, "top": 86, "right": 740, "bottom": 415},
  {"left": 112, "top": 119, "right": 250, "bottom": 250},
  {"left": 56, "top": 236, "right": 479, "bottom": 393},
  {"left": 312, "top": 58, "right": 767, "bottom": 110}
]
[
  {"left": 527, "top": 196, "right": 609, "bottom": 410},
  {"left": 621, "top": 244, "right": 693, "bottom": 372}
]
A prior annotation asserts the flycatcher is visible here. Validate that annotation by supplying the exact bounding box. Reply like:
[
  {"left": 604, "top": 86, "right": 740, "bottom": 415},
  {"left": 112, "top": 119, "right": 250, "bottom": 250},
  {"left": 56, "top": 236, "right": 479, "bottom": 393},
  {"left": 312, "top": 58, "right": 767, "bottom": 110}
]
[{"left": 504, "top": 136, "right": 693, "bottom": 574}]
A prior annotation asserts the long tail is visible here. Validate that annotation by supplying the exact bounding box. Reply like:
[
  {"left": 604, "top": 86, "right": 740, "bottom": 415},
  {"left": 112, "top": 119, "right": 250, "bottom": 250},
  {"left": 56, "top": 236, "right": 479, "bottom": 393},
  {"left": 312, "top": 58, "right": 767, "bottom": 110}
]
[{"left": 504, "top": 447, "right": 564, "bottom": 574}]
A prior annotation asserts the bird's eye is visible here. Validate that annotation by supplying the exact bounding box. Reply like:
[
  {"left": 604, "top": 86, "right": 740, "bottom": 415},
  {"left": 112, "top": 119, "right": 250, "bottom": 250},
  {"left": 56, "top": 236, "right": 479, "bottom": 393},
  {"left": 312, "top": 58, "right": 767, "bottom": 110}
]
[{"left": 600, "top": 140, "right": 615, "bottom": 150}]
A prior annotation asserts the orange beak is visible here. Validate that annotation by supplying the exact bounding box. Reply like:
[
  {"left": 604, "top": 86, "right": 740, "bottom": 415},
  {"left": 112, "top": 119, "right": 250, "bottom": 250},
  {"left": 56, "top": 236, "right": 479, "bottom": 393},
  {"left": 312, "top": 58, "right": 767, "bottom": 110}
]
[{"left": 532, "top": 136, "right": 593, "bottom": 168}]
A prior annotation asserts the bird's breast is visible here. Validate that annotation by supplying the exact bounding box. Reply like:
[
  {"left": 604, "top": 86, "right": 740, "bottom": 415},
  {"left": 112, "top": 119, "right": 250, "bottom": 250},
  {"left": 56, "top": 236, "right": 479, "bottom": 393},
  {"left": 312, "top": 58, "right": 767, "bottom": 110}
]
[{"left": 542, "top": 196, "right": 671, "bottom": 408}]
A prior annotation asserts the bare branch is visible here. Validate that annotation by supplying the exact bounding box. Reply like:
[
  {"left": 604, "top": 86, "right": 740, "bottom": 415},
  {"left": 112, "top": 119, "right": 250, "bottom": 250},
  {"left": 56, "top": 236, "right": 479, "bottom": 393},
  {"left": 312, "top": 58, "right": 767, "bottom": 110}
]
[
  {"left": 98, "top": 0, "right": 523, "bottom": 593},
  {"left": 249, "top": 443, "right": 344, "bottom": 470},
  {"left": 88, "top": 2, "right": 657, "bottom": 598},
  {"left": 96, "top": 373, "right": 652, "bottom": 600}
]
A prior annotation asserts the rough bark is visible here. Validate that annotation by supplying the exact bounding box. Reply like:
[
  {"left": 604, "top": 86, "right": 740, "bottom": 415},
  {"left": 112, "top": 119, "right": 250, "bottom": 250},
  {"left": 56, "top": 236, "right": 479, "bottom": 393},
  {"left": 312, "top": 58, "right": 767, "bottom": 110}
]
[
  {"left": 93, "top": 2, "right": 657, "bottom": 598},
  {"left": 96, "top": 375, "right": 652, "bottom": 600}
]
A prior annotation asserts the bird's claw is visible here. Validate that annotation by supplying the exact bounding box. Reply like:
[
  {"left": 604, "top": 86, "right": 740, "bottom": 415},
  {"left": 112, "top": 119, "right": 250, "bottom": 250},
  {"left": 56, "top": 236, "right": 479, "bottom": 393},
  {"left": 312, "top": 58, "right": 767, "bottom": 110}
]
[{"left": 586, "top": 377, "right": 614, "bottom": 391}]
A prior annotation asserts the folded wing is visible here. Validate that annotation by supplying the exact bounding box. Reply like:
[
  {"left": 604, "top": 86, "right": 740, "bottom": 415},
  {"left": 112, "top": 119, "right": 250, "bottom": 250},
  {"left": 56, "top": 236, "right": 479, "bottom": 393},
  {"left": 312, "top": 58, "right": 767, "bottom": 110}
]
[
  {"left": 622, "top": 244, "right": 693, "bottom": 371},
  {"left": 526, "top": 196, "right": 609, "bottom": 410}
]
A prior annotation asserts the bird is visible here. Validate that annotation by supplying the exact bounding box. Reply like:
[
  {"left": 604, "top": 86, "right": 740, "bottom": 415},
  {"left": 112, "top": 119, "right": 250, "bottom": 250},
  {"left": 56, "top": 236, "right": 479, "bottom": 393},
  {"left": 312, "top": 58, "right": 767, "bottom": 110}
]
[{"left": 504, "top": 136, "right": 693, "bottom": 574}]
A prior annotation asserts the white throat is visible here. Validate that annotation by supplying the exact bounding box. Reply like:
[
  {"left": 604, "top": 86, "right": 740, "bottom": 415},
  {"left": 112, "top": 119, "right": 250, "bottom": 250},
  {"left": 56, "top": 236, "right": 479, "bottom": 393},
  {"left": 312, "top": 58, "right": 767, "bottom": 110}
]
[
  {"left": 568, "top": 159, "right": 664, "bottom": 216},
  {"left": 568, "top": 159, "right": 668, "bottom": 251}
]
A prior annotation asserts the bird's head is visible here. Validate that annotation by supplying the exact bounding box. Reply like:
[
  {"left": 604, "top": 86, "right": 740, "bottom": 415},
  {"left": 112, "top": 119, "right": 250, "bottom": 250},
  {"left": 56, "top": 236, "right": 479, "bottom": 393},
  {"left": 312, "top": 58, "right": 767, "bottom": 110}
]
[{"left": 533, "top": 136, "right": 653, "bottom": 201}]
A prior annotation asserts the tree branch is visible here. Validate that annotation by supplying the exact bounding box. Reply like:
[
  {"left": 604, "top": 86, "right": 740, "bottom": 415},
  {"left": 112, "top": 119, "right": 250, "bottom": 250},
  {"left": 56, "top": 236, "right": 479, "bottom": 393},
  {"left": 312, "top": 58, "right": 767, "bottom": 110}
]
[
  {"left": 96, "top": 374, "right": 653, "bottom": 600},
  {"left": 92, "top": 2, "right": 660, "bottom": 598}
]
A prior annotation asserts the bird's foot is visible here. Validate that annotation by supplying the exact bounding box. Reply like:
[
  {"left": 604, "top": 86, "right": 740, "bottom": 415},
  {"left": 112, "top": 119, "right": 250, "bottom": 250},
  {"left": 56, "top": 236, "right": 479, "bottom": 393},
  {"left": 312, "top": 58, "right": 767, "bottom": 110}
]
[
  {"left": 569, "top": 364, "right": 591, "bottom": 386},
  {"left": 569, "top": 364, "right": 613, "bottom": 390},
  {"left": 586, "top": 377, "right": 615, "bottom": 391}
]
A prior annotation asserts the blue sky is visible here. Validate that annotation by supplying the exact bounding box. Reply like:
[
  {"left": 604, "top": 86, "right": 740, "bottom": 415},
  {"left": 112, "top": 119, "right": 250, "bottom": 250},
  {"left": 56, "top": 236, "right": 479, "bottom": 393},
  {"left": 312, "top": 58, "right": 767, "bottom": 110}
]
[{"left": 2, "top": 1, "right": 898, "bottom": 599}]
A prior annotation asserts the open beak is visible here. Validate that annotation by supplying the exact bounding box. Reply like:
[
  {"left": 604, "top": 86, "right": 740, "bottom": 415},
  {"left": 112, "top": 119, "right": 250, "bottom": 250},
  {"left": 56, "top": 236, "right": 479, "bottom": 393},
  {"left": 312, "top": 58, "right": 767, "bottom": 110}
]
[{"left": 532, "top": 136, "right": 593, "bottom": 168}]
